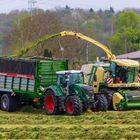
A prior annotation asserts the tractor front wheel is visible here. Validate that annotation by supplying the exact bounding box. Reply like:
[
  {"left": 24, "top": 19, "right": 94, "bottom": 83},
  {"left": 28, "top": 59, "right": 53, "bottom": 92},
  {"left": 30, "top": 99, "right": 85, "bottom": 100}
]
[
  {"left": 65, "top": 95, "right": 82, "bottom": 115},
  {"left": 45, "top": 90, "right": 62, "bottom": 115}
]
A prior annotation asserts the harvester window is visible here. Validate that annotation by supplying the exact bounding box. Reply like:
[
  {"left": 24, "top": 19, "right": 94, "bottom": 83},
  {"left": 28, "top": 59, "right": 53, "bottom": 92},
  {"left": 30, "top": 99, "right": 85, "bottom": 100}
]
[
  {"left": 110, "top": 63, "right": 116, "bottom": 78},
  {"left": 116, "top": 66, "right": 128, "bottom": 83}
]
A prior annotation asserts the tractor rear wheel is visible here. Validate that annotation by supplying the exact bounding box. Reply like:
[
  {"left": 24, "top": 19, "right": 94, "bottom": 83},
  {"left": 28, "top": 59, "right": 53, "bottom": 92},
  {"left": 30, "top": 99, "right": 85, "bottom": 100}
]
[
  {"left": 1, "top": 94, "right": 17, "bottom": 112},
  {"left": 65, "top": 95, "right": 82, "bottom": 115},
  {"left": 45, "top": 90, "right": 62, "bottom": 115},
  {"left": 96, "top": 94, "right": 108, "bottom": 111}
]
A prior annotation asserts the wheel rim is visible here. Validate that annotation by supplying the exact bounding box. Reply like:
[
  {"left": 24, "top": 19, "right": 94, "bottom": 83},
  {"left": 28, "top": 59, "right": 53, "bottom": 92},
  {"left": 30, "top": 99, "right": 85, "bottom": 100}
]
[
  {"left": 2, "top": 97, "right": 8, "bottom": 109},
  {"left": 67, "top": 99, "right": 73, "bottom": 113},
  {"left": 46, "top": 95, "right": 55, "bottom": 113}
]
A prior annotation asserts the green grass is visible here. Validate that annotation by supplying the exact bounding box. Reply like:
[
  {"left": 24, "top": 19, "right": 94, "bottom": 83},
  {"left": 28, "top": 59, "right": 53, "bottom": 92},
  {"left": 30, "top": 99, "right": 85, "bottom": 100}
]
[{"left": 0, "top": 107, "right": 140, "bottom": 139}]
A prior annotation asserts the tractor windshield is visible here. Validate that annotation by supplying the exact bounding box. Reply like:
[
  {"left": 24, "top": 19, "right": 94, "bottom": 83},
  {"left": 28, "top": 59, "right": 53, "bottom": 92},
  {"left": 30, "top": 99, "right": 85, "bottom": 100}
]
[
  {"left": 57, "top": 73, "right": 84, "bottom": 87},
  {"left": 69, "top": 73, "right": 84, "bottom": 85}
]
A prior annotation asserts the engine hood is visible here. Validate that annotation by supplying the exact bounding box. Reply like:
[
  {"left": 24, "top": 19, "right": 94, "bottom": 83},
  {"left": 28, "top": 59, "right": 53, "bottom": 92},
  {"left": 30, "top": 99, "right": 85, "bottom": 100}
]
[{"left": 75, "top": 84, "right": 93, "bottom": 91}]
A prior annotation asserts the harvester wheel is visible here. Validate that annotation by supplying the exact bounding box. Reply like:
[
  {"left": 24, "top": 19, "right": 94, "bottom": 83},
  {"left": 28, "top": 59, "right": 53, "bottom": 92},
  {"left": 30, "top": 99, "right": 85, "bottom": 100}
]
[
  {"left": 45, "top": 90, "right": 62, "bottom": 115},
  {"left": 106, "top": 92, "right": 114, "bottom": 110},
  {"left": 82, "top": 102, "right": 89, "bottom": 112},
  {"left": 100, "top": 88, "right": 114, "bottom": 110},
  {"left": 97, "top": 94, "right": 108, "bottom": 111},
  {"left": 1, "top": 94, "right": 17, "bottom": 112},
  {"left": 65, "top": 95, "right": 82, "bottom": 115}
]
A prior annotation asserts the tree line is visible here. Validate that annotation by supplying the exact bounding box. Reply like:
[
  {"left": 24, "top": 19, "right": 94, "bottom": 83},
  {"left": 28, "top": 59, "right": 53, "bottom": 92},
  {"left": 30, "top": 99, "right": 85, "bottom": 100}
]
[{"left": 0, "top": 7, "right": 140, "bottom": 63}]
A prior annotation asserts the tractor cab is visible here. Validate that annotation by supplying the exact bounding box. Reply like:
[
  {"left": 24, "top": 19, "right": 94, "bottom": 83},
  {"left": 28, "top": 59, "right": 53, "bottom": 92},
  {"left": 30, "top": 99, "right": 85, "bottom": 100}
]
[{"left": 56, "top": 70, "right": 84, "bottom": 87}]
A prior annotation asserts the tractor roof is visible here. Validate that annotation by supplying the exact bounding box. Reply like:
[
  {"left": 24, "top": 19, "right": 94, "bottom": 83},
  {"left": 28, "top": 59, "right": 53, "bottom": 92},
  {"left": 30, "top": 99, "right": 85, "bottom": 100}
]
[
  {"left": 56, "top": 70, "right": 82, "bottom": 75},
  {"left": 112, "top": 59, "right": 139, "bottom": 67}
]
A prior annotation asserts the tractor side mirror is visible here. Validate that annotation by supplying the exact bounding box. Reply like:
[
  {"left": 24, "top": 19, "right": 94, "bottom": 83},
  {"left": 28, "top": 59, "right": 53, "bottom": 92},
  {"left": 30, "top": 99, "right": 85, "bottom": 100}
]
[{"left": 93, "top": 75, "right": 97, "bottom": 81}]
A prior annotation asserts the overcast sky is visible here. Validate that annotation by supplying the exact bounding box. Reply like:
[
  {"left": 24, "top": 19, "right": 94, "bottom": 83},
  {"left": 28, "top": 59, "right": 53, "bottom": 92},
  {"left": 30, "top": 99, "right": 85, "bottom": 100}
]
[{"left": 0, "top": 0, "right": 140, "bottom": 13}]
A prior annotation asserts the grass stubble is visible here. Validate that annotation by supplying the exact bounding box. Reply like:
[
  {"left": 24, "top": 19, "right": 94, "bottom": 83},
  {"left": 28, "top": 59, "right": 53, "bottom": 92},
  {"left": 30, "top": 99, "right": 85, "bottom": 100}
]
[{"left": 0, "top": 106, "right": 140, "bottom": 139}]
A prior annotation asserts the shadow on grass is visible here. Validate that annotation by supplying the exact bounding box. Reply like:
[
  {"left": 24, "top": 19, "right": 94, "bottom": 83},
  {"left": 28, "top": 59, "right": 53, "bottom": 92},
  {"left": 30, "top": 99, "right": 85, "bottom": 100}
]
[{"left": 19, "top": 105, "right": 45, "bottom": 114}]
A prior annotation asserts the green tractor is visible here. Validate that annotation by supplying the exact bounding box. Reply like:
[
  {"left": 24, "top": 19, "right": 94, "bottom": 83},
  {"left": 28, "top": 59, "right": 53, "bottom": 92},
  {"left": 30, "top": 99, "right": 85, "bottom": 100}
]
[{"left": 44, "top": 70, "right": 108, "bottom": 115}]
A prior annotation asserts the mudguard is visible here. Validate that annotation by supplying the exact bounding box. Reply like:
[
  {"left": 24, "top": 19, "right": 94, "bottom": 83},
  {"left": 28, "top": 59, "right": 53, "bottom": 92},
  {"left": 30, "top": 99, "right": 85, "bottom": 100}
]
[{"left": 44, "top": 85, "right": 65, "bottom": 96}]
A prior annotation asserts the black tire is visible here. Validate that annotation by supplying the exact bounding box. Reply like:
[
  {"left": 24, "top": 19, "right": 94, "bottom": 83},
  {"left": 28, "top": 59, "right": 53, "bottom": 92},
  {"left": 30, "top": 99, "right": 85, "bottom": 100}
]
[
  {"left": 45, "top": 90, "right": 63, "bottom": 115},
  {"left": 1, "top": 94, "right": 17, "bottom": 112},
  {"left": 106, "top": 92, "right": 113, "bottom": 110},
  {"left": 65, "top": 95, "right": 82, "bottom": 115},
  {"left": 100, "top": 88, "right": 114, "bottom": 110},
  {"left": 97, "top": 94, "right": 108, "bottom": 112},
  {"left": 82, "top": 101, "right": 89, "bottom": 112}
]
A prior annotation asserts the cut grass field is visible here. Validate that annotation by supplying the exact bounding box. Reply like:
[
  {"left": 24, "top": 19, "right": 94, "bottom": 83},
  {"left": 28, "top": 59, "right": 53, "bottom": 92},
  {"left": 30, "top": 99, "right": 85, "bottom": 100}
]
[{"left": 0, "top": 106, "right": 140, "bottom": 139}]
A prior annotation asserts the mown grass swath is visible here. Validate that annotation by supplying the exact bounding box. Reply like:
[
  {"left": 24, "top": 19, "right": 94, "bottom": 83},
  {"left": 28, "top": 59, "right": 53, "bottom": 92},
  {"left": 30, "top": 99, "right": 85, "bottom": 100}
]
[{"left": 0, "top": 107, "right": 140, "bottom": 139}]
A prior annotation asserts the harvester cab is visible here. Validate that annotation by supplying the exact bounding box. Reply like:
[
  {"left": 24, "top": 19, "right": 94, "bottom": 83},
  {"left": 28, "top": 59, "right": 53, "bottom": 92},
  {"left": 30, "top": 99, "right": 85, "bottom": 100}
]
[
  {"left": 45, "top": 70, "right": 108, "bottom": 115},
  {"left": 110, "top": 59, "right": 140, "bottom": 84}
]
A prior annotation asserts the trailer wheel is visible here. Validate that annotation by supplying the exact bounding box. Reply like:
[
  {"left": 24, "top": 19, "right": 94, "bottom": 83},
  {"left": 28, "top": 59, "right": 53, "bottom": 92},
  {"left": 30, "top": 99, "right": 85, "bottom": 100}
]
[
  {"left": 96, "top": 94, "right": 108, "bottom": 112},
  {"left": 1, "top": 94, "right": 17, "bottom": 112},
  {"left": 65, "top": 95, "right": 82, "bottom": 115},
  {"left": 45, "top": 90, "right": 62, "bottom": 115}
]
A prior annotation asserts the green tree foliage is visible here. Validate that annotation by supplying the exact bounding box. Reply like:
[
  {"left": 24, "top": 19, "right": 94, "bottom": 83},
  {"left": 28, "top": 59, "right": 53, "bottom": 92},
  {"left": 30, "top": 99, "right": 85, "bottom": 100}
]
[
  {"left": 44, "top": 49, "right": 52, "bottom": 57},
  {"left": 4, "top": 11, "right": 63, "bottom": 56},
  {"left": 1, "top": 8, "right": 140, "bottom": 62},
  {"left": 107, "top": 10, "right": 140, "bottom": 55}
]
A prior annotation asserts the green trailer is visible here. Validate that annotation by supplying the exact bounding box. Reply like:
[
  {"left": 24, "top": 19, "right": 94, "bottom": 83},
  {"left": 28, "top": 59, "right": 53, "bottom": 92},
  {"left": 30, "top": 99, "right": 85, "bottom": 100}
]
[{"left": 0, "top": 57, "right": 68, "bottom": 112}]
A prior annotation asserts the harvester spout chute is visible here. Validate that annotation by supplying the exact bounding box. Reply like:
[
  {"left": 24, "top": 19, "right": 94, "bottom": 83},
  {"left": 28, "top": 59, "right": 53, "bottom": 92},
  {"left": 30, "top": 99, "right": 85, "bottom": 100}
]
[
  {"left": 11, "top": 33, "right": 61, "bottom": 58},
  {"left": 12, "top": 31, "right": 116, "bottom": 60},
  {"left": 60, "top": 31, "right": 116, "bottom": 60}
]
